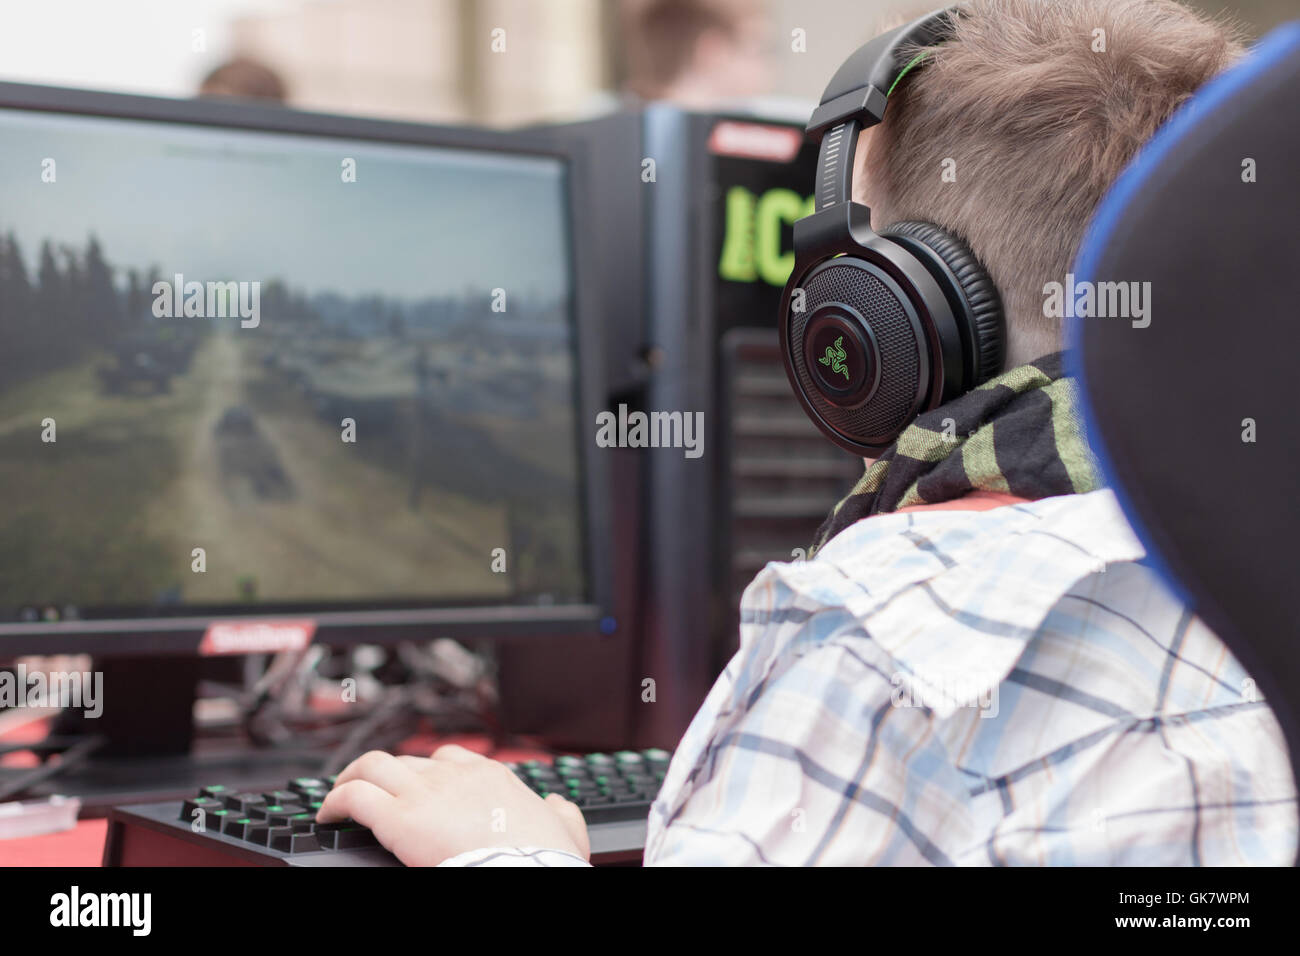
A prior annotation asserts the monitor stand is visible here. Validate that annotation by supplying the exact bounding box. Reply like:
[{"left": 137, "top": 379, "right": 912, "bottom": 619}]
[{"left": 2, "top": 656, "right": 327, "bottom": 815}]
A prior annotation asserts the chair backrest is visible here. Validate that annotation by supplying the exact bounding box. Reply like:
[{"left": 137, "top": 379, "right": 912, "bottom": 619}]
[{"left": 1069, "top": 23, "right": 1300, "bottom": 859}]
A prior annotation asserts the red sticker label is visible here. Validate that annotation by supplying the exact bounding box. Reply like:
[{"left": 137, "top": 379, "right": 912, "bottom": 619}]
[
  {"left": 707, "top": 121, "right": 804, "bottom": 162},
  {"left": 199, "top": 619, "right": 317, "bottom": 656}
]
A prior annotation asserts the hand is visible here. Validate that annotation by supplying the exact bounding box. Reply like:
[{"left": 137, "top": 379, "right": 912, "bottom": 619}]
[{"left": 316, "top": 744, "right": 590, "bottom": 866}]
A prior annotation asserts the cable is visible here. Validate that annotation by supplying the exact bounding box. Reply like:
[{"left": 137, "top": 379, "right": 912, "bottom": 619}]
[
  {"left": 319, "top": 688, "right": 419, "bottom": 777},
  {"left": 0, "top": 735, "right": 104, "bottom": 803}
]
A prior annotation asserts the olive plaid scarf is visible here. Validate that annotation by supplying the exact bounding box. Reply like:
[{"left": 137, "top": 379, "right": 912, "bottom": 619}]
[{"left": 810, "top": 352, "right": 1101, "bottom": 554}]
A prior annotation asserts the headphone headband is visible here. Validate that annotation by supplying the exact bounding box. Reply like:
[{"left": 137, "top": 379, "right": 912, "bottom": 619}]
[
  {"left": 808, "top": 6, "right": 961, "bottom": 211},
  {"left": 807, "top": 6, "right": 962, "bottom": 135}
]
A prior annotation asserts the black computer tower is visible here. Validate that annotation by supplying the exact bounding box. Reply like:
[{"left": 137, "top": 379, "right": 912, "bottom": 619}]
[{"left": 497, "top": 106, "right": 861, "bottom": 749}]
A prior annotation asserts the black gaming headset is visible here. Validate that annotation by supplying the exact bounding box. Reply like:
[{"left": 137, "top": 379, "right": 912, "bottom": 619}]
[{"left": 779, "top": 5, "right": 1005, "bottom": 456}]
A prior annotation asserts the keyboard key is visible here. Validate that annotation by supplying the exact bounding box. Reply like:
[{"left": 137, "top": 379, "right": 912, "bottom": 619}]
[
  {"left": 262, "top": 807, "right": 304, "bottom": 826},
  {"left": 221, "top": 816, "right": 257, "bottom": 839},
  {"left": 290, "top": 832, "right": 322, "bottom": 853},
  {"left": 317, "top": 823, "right": 377, "bottom": 849},
  {"left": 270, "top": 828, "right": 321, "bottom": 853},
  {"left": 180, "top": 797, "right": 224, "bottom": 822},
  {"left": 199, "top": 784, "right": 234, "bottom": 800},
  {"left": 262, "top": 790, "right": 298, "bottom": 805},
  {"left": 206, "top": 808, "right": 232, "bottom": 831},
  {"left": 244, "top": 823, "right": 274, "bottom": 845},
  {"left": 289, "top": 777, "right": 328, "bottom": 793},
  {"left": 336, "top": 828, "right": 378, "bottom": 849},
  {"left": 223, "top": 792, "right": 267, "bottom": 813}
]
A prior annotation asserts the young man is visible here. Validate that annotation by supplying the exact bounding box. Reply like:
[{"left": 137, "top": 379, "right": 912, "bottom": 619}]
[{"left": 317, "top": 0, "right": 1298, "bottom": 865}]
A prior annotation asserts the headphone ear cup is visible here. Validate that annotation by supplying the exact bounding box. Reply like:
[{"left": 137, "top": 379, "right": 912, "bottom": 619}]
[
  {"left": 781, "top": 255, "right": 934, "bottom": 455},
  {"left": 880, "top": 220, "right": 1005, "bottom": 384}
]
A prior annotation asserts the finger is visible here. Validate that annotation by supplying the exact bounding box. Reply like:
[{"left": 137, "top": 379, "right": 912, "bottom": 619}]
[
  {"left": 317, "top": 778, "right": 395, "bottom": 824},
  {"left": 429, "top": 743, "right": 486, "bottom": 764},
  {"left": 544, "top": 793, "right": 591, "bottom": 860},
  {"left": 317, "top": 781, "right": 413, "bottom": 860},
  {"left": 332, "top": 749, "right": 423, "bottom": 797}
]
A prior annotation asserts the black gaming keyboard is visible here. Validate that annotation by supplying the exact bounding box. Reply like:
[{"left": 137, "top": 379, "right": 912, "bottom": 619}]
[
  {"left": 505, "top": 748, "right": 670, "bottom": 814},
  {"left": 103, "top": 749, "right": 671, "bottom": 866}
]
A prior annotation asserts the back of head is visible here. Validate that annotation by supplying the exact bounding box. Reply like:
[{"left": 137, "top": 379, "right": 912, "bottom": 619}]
[
  {"left": 859, "top": 0, "right": 1242, "bottom": 368},
  {"left": 199, "top": 56, "right": 288, "bottom": 103}
]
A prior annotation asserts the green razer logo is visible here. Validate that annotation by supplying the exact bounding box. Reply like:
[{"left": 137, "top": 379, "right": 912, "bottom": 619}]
[{"left": 818, "top": 335, "right": 850, "bottom": 381}]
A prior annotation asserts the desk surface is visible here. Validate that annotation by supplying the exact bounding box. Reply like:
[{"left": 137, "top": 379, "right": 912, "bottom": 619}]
[{"left": 3, "top": 818, "right": 107, "bottom": 866}]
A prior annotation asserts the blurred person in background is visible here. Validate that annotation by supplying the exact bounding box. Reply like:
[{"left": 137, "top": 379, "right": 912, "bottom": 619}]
[
  {"left": 198, "top": 55, "right": 288, "bottom": 103},
  {"left": 620, "top": 0, "right": 770, "bottom": 108}
]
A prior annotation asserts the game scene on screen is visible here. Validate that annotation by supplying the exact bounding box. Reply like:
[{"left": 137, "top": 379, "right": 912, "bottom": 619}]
[{"left": 0, "top": 110, "right": 586, "bottom": 618}]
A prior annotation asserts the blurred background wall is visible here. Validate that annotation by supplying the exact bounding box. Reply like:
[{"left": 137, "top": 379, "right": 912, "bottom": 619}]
[{"left": 1, "top": 0, "right": 1295, "bottom": 125}]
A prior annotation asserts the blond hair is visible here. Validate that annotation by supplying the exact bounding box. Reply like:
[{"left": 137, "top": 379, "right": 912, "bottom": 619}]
[{"left": 858, "top": 0, "right": 1242, "bottom": 368}]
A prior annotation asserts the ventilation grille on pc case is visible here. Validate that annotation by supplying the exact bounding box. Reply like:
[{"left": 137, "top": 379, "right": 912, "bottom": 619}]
[
  {"left": 788, "top": 262, "right": 921, "bottom": 443},
  {"left": 718, "top": 330, "right": 862, "bottom": 657}
]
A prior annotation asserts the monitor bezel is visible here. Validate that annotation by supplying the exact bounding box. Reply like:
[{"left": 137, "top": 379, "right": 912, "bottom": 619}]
[{"left": 0, "top": 80, "right": 614, "bottom": 656}]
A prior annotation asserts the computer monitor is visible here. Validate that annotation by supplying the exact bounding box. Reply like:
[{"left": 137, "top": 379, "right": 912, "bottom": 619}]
[{"left": 0, "top": 81, "right": 612, "bottom": 659}]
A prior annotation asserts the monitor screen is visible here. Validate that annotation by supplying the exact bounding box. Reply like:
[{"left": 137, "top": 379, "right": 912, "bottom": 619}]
[{"left": 0, "top": 102, "right": 589, "bottom": 630}]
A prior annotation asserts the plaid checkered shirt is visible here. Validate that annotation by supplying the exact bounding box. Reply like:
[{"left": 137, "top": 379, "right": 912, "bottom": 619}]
[{"left": 443, "top": 489, "right": 1297, "bottom": 866}]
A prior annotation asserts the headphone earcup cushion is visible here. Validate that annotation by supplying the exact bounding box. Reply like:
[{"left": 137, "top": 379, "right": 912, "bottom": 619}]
[{"left": 881, "top": 220, "right": 1005, "bottom": 383}]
